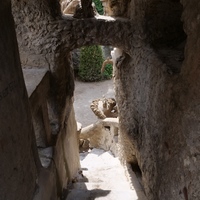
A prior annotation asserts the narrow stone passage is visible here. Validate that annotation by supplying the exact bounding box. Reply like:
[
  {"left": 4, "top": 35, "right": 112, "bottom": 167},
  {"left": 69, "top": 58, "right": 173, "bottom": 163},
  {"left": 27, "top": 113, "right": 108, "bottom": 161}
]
[
  {"left": 70, "top": 80, "right": 147, "bottom": 200},
  {"left": 66, "top": 148, "right": 140, "bottom": 200}
]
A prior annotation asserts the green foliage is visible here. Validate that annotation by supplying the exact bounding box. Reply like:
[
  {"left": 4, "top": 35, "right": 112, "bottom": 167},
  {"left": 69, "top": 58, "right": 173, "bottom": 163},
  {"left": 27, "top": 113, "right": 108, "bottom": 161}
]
[
  {"left": 92, "top": 0, "right": 104, "bottom": 15},
  {"left": 78, "top": 45, "right": 104, "bottom": 82},
  {"left": 102, "top": 63, "right": 113, "bottom": 79}
]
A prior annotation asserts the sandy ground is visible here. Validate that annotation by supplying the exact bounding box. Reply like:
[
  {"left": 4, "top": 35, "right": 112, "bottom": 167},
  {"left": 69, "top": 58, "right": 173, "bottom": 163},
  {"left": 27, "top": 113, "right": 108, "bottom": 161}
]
[{"left": 73, "top": 80, "right": 115, "bottom": 127}]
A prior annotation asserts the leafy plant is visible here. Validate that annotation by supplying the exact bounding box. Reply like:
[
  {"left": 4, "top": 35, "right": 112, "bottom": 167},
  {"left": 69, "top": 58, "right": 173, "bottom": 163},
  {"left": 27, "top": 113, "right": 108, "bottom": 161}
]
[
  {"left": 102, "top": 63, "right": 113, "bottom": 79},
  {"left": 92, "top": 0, "right": 104, "bottom": 15},
  {"left": 78, "top": 45, "right": 104, "bottom": 82}
]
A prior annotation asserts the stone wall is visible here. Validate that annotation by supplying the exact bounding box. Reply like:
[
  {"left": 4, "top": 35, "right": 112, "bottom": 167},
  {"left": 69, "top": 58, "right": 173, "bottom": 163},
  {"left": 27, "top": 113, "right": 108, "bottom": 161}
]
[
  {"left": 12, "top": 0, "right": 80, "bottom": 199},
  {"left": 0, "top": 2, "right": 37, "bottom": 199},
  {"left": 10, "top": 0, "right": 200, "bottom": 199},
  {"left": 79, "top": 118, "right": 119, "bottom": 156},
  {"left": 113, "top": 0, "right": 200, "bottom": 200},
  {"left": 22, "top": 68, "right": 80, "bottom": 199}
]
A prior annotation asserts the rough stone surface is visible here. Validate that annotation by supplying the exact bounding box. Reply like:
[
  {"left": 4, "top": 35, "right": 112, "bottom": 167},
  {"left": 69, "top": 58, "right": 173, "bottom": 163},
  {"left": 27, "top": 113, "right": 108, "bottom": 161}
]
[
  {"left": 0, "top": 2, "right": 37, "bottom": 199},
  {"left": 12, "top": 0, "right": 75, "bottom": 133},
  {"left": 90, "top": 97, "right": 118, "bottom": 119},
  {"left": 10, "top": 0, "right": 200, "bottom": 199},
  {"left": 23, "top": 68, "right": 80, "bottom": 199},
  {"left": 80, "top": 118, "right": 119, "bottom": 156},
  {"left": 12, "top": 1, "right": 81, "bottom": 199},
  {"left": 113, "top": 1, "right": 200, "bottom": 200}
]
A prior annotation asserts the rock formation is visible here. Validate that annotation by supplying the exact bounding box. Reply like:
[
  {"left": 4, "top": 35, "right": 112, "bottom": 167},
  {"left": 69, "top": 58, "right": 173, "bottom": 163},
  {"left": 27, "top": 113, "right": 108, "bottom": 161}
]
[
  {"left": 0, "top": 0, "right": 198, "bottom": 199},
  {"left": 90, "top": 97, "right": 118, "bottom": 119},
  {"left": 0, "top": 2, "right": 38, "bottom": 199},
  {"left": 61, "top": 0, "right": 80, "bottom": 15}
]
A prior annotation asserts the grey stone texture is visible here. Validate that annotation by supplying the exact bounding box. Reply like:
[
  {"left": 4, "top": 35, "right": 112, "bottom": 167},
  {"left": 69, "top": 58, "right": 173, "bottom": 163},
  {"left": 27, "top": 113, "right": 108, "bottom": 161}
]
[
  {"left": 114, "top": 1, "right": 200, "bottom": 200},
  {"left": 0, "top": 1, "right": 37, "bottom": 199},
  {"left": 22, "top": 62, "right": 80, "bottom": 200},
  {"left": 11, "top": 0, "right": 81, "bottom": 199},
  {"left": 6, "top": 0, "right": 200, "bottom": 199}
]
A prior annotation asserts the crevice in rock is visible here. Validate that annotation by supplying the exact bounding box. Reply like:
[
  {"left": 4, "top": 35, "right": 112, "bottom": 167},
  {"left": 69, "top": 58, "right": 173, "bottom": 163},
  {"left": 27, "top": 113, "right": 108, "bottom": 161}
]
[
  {"left": 131, "top": 161, "right": 142, "bottom": 180},
  {"left": 146, "top": 0, "right": 186, "bottom": 74},
  {"left": 130, "top": 160, "right": 143, "bottom": 192}
]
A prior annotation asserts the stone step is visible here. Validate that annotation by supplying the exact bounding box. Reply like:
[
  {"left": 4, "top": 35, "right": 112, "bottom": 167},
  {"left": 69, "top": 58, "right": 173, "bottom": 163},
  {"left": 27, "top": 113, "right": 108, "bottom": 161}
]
[
  {"left": 80, "top": 153, "right": 121, "bottom": 169},
  {"left": 67, "top": 149, "right": 148, "bottom": 200},
  {"left": 81, "top": 168, "right": 129, "bottom": 184},
  {"left": 72, "top": 182, "right": 133, "bottom": 191},
  {"left": 65, "top": 188, "right": 138, "bottom": 200}
]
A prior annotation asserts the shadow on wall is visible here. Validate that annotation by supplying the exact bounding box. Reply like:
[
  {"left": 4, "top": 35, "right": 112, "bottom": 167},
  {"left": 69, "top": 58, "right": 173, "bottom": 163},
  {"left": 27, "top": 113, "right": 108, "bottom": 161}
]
[{"left": 146, "top": 0, "right": 186, "bottom": 74}]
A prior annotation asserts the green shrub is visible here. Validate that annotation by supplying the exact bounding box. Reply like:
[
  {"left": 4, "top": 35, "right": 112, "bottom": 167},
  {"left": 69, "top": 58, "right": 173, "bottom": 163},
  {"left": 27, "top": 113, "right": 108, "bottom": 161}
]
[
  {"left": 78, "top": 45, "right": 104, "bottom": 82},
  {"left": 92, "top": 0, "right": 104, "bottom": 15},
  {"left": 102, "top": 63, "right": 113, "bottom": 79}
]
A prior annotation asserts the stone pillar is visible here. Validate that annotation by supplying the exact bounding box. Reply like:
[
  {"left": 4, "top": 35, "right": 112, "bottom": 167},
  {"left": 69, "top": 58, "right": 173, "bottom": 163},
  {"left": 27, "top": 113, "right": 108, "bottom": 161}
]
[{"left": 0, "top": 1, "right": 37, "bottom": 200}]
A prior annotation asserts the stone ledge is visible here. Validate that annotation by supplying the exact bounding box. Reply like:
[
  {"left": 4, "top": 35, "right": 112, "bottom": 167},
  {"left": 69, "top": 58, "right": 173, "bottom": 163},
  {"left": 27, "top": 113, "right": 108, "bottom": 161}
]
[{"left": 23, "top": 68, "right": 49, "bottom": 98}]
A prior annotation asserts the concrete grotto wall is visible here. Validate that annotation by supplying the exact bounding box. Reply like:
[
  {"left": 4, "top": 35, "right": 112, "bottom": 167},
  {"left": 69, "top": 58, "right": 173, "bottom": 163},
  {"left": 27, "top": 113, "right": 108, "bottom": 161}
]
[
  {"left": 10, "top": 0, "right": 81, "bottom": 199},
  {"left": 114, "top": 0, "right": 200, "bottom": 200},
  {"left": 9, "top": 0, "right": 200, "bottom": 199},
  {"left": 10, "top": 5, "right": 144, "bottom": 200},
  {"left": 0, "top": 1, "right": 37, "bottom": 200},
  {"left": 0, "top": 1, "right": 79, "bottom": 200}
]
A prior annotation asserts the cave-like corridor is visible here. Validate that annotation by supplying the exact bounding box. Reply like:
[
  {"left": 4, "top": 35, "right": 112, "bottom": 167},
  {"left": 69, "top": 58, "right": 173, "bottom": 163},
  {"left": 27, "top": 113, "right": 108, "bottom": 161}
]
[{"left": 0, "top": 0, "right": 200, "bottom": 200}]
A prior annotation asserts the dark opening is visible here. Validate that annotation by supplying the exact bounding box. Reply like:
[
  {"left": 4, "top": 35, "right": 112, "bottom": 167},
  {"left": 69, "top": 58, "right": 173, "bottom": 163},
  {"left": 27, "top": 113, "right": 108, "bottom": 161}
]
[
  {"left": 130, "top": 161, "right": 144, "bottom": 190},
  {"left": 131, "top": 161, "right": 142, "bottom": 179},
  {"left": 145, "top": 0, "right": 186, "bottom": 74}
]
